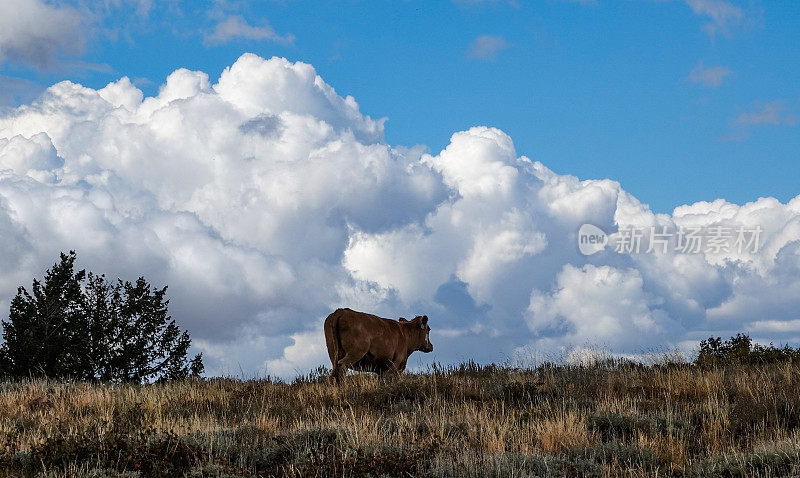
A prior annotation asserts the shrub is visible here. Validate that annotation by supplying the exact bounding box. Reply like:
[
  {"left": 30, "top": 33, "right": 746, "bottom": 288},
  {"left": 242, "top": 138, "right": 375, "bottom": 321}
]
[
  {"left": 692, "top": 448, "right": 800, "bottom": 477},
  {"left": 578, "top": 443, "right": 666, "bottom": 472},
  {"left": 0, "top": 428, "right": 209, "bottom": 477},
  {"left": 696, "top": 333, "right": 800, "bottom": 367},
  {"left": 588, "top": 411, "right": 686, "bottom": 442}
]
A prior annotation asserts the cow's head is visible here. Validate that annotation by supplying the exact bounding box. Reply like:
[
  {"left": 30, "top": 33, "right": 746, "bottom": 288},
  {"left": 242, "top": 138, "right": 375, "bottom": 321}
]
[{"left": 410, "top": 315, "right": 433, "bottom": 353}]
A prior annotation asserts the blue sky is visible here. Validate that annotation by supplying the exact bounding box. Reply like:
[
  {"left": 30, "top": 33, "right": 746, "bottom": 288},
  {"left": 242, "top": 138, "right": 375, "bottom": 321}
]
[
  {"left": 2, "top": 0, "right": 800, "bottom": 375},
  {"left": 3, "top": 0, "right": 798, "bottom": 213}
]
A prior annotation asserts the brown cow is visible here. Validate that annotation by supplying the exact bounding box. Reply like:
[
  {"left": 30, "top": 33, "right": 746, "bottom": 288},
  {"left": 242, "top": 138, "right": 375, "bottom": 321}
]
[{"left": 324, "top": 308, "right": 433, "bottom": 383}]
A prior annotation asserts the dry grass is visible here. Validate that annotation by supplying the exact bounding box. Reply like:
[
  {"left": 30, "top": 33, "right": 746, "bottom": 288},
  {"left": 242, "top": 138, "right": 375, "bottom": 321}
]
[{"left": 0, "top": 360, "right": 799, "bottom": 476}]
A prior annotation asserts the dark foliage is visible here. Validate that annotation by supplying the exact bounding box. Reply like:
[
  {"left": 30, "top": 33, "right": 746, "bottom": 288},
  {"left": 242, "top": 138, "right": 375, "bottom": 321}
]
[
  {"left": 695, "top": 333, "right": 800, "bottom": 367},
  {"left": 0, "top": 427, "right": 210, "bottom": 477},
  {"left": 578, "top": 443, "right": 667, "bottom": 472},
  {"left": 691, "top": 448, "right": 800, "bottom": 477},
  {"left": 0, "top": 252, "right": 85, "bottom": 379},
  {"left": 588, "top": 411, "right": 685, "bottom": 442},
  {"left": 0, "top": 251, "right": 203, "bottom": 382}
]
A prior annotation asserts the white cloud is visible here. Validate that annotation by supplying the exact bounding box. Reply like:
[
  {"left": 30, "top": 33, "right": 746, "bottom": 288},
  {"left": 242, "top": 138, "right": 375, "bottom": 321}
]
[
  {"left": 526, "top": 264, "right": 682, "bottom": 350},
  {"left": 734, "top": 101, "right": 796, "bottom": 128},
  {"left": 688, "top": 60, "right": 731, "bottom": 88},
  {"left": 467, "top": 35, "right": 510, "bottom": 61},
  {"left": 648, "top": 0, "right": 746, "bottom": 39},
  {"left": 0, "top": 132, "right": 62, "bottom": 181},
  {"left": 264, "top": 324, "right": 329, "bottom": 377},
  {"left": 0, "top": 54, "right": 441, "bottom": 376},
  {"left": 684, "top": 0, "right": 744, "bottom": 38},
  {"left": 0, "top": 0, "right": 89, "bottom": 69},
  {"left": 345, "top": 127, "right": 548, "bottom": 306},
  {"left": 343, "top": 127, "right": 800, "bottom": 360},
  {"left": 114, "top": 0, "right": 154, "bottom": 16},
  {"left": 205, "top": 15, "right": 294, "bottom": 45},
  {"left": 0, "top": 2, "right": 293, "bottom": 73},
  {"left": 727, "top": 101, "right": 796, "bottom": 140},
  {"left": 1, "top": 53, "right": 799, "bottom": 378}
]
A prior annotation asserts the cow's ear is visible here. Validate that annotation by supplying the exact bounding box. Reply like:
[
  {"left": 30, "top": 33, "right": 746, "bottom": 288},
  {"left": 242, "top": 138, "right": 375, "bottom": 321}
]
[
  {"left": 422, "top": 315, "right": 428, "bottom": 325},
  {"left": 399, "top": 317, "right": 408, "bottom": 322}
]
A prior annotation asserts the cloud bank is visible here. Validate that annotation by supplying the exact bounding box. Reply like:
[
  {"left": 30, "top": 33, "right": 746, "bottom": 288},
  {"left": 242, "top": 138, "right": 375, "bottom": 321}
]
[{"left": 0, "top": 53, "right": 799, "bottom": 377}]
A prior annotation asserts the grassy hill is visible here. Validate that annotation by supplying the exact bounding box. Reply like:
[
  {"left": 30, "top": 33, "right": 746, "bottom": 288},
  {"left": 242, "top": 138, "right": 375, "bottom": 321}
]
[{"left": 1, "top": 360, "right": 799, "bottom": 477}]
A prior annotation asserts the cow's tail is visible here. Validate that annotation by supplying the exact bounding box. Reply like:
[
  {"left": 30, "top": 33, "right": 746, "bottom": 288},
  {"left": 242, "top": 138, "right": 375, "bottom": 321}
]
[{"left": 324, "top": 310, "right": 342, "bottom": 373}]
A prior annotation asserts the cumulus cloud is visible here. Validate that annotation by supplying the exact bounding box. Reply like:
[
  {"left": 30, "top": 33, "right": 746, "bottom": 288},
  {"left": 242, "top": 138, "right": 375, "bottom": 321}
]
[
  {"left": 526, "top": 264, "right": 682, "bottom": 350},
  {"left": 467, "top": 35, "right": 510, "bottom": 61},
  {"left": 1, "top": 53, "right": 799, "bottom": 377},
  {"left": 345, "top": 124, "right": 800, "bottom": 360},
  {"left": 0, "top": 54, "right": 440, "bottom": 375},
  {"left": 688, "top": 60, "right": 731, "bottom": 88},
  {"left": 205, "top": 15, "right": 294, "bottom": 45},
  {"left": 0, "top": 0, "right": 89, "bottom": 69}
]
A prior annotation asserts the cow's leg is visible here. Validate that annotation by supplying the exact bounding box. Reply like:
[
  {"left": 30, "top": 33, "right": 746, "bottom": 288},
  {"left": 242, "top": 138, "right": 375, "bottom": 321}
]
[
  {"left": 327, "top": 351, "right": 342, "bottom": 384},
  {"left": 328, "top": 345, "right": 348, "bottom": 383},
  {"left": 333, "top": 350, "right": 367, "bottom": 384},
  {"left": 324, "top": 312, "right": 344, "bottom": 383},
  {"left": 380, "top": 359, "right": 407, "bottom": 380}
]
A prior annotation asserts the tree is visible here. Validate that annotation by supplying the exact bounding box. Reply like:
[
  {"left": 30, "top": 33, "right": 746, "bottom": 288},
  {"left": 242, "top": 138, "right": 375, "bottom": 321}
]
[
  {"left": 82, "top": 274, "right": 204, "bottom": 382},
  {"left": 695, "top": 333, "right": 800, "bottom": 367},
  {"left": 0, "top": 252, "right": 85, "bottom": 378},
  {"left": 0, "top": 252, "right": 203, "bottom": 382}
]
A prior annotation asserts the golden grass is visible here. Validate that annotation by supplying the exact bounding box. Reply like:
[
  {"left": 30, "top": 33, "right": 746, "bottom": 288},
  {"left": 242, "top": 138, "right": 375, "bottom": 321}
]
[
  {"left": 533, "top": 409, "right": 595, "bottom": 454},
  {"left": 0, "top": 361, "right": 798, "bottom": 476}
]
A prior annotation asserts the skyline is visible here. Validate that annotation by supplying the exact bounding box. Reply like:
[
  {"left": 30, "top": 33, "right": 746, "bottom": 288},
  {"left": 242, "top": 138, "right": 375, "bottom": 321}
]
[{"left": 1, "top": 0, "right": 799, "bottom": 377}]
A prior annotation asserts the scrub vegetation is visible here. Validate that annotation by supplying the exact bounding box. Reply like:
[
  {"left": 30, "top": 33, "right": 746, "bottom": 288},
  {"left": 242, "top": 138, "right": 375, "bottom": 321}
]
[{"left": 1, "top": 337, "right": 799, "bottom": 477}]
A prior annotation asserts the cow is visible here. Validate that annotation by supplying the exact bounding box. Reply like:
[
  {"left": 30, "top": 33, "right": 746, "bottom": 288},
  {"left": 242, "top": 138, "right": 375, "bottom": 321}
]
[{"left": 324, "top": 308, "right": 433, "bottom": 383}]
